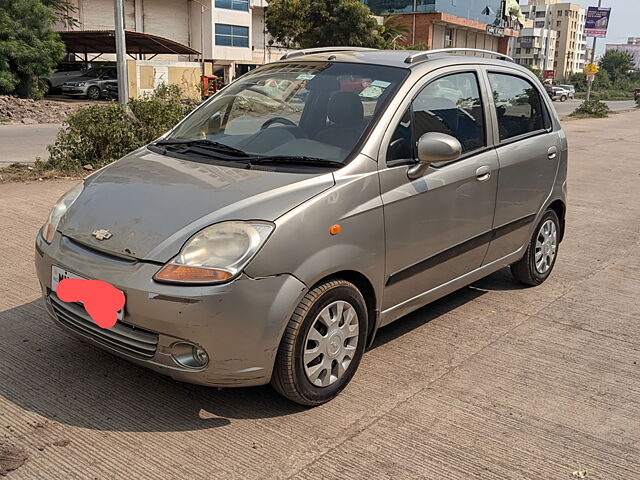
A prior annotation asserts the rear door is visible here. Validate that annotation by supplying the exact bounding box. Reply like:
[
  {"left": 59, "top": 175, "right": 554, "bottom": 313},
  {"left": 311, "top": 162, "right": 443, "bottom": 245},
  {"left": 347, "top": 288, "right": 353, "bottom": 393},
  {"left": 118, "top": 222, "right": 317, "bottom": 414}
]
[{"left": 482, "top": 68, "right": 561, "bottom": 264}]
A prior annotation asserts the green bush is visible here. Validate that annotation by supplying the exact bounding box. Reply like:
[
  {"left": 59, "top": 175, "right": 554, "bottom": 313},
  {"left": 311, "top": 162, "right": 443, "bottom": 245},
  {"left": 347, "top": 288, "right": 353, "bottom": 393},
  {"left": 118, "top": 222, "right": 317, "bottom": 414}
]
[
  {"left": 570, "top": 100, "right": 610, "bottom": 118},
  {"left": 575, "top": 90, "right": 634, "bottom": 101},
  {"left": 47, "top": 85, "right": 197, "bottom": 172}
]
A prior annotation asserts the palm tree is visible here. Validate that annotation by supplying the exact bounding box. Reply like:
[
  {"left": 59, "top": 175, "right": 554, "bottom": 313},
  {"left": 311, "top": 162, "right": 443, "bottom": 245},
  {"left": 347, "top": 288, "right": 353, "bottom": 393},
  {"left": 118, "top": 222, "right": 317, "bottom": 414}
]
[{"left": 379, "top": 15, "right": 411, "bottom": 49}]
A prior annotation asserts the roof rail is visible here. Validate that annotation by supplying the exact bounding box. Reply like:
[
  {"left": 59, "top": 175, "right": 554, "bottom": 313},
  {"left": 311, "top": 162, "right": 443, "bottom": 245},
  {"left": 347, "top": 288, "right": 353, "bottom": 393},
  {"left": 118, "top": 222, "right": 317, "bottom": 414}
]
[
  {"left": 281, "top": 47, "right": 377, "bottom": 60},
  {"left": 404, "top": 48, "right": 515, "bottom": 65}
]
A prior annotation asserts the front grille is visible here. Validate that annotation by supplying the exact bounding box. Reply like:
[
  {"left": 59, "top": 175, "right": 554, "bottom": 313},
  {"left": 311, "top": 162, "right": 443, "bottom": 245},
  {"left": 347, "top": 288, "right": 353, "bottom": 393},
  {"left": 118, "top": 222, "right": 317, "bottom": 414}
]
[{"left": 49, "top": 293, "right": 158, "bottom": 359}]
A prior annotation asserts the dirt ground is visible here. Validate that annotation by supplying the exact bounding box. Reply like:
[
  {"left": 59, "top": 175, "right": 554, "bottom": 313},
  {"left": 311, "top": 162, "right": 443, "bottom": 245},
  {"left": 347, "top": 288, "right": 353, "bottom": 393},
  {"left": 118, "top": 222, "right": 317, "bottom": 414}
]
[{"left": 1, "top": 110, "right": 639, "bottom": 479}]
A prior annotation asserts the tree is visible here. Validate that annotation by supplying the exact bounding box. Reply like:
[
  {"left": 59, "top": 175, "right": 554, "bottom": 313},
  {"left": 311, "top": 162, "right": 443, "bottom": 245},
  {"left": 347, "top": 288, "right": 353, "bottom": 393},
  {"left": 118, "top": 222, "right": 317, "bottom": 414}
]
[
  {"left": 0, "top": 0, "right": 66, "bottom": 99},
  {"left": 525, "top": 65, "right": 542, "bottom": 79},
  {"left": 266, "top": 0, "right": 384, "bottom": 49},
  {"left": 599, "top": 49, "right": 635, "bottom": 85},
  {"left": 378, "top": 15, "right": 410, "bottom": 49}
]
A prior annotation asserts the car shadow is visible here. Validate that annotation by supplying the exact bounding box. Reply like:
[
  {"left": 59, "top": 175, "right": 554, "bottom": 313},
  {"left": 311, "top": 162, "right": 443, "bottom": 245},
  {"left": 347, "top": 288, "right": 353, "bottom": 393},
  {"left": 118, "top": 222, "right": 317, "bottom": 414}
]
[
  {"left": 1, "top": 268, "right": 521, "bottom": 433},
  {"left": 371, "top": 267, "right": 526, "bottom": 350}
]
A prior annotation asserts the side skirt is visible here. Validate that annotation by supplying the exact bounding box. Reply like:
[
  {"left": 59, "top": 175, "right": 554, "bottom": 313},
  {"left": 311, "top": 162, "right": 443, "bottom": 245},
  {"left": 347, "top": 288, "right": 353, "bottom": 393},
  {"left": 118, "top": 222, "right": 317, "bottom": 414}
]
[{"left": 378, "top": 247, "right": 525, "bottom": 328}]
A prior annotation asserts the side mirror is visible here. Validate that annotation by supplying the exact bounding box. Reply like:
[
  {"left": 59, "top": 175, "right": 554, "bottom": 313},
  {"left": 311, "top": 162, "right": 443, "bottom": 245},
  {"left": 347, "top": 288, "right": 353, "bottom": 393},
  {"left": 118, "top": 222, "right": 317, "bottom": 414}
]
[{"left": 408, "top": 132, "right": 462, "bottom": 180}]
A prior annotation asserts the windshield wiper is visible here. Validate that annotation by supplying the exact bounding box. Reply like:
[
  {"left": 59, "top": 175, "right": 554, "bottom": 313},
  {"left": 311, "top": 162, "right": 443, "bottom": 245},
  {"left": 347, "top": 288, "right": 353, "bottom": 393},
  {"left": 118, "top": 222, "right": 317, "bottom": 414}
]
[
  {"left": 246, "top": 156, "right": 344, "bottom": 169},
  {"left": 154, "top": 139, "right": 249, "bottom": 157}
]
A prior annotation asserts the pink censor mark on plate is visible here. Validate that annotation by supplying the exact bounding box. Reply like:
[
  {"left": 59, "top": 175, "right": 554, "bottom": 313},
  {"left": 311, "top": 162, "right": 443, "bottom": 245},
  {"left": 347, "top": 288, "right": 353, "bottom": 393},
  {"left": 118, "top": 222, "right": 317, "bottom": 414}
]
[{"left": 57, "top": 279, "right": 125, "bottom": 329}]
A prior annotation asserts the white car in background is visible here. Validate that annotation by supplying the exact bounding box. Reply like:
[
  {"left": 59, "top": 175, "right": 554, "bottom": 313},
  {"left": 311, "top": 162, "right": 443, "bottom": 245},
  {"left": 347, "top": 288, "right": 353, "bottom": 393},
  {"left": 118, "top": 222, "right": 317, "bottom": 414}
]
[{"left": 559, "top": 85, "right": 576, "bottom": 99}]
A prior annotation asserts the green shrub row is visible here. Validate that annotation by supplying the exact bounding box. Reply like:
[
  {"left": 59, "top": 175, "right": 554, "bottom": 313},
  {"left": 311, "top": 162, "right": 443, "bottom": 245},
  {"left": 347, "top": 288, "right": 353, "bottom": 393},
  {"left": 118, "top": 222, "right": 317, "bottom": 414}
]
[
  {"left": 47, "top": 85, "right": 197, "bottom": 172},
  {"left": 575, "top": 90, "right": 634, "bottom": 101}
]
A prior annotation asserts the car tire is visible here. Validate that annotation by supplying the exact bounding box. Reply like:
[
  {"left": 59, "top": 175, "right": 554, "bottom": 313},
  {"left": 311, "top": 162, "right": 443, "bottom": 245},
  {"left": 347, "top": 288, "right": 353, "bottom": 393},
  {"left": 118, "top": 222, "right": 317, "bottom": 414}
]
[
  {"left": 510, "top": 209, "right": 560, "bottom": 287},
  {"left": 271, "top": 279, "right": 368, "bottom": 406},
  {"left": 87, "top": 86, "right": 101, "bottom": 100},
  {"left": 560, "top": 95, "right": 567, "bottom": 102}
]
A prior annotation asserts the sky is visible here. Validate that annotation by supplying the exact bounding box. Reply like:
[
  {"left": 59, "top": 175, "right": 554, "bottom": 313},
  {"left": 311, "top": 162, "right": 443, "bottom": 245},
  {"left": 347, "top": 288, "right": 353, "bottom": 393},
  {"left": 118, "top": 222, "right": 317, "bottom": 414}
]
[{"left": 525, "top": 0, "right": 639, "bottom": 53}]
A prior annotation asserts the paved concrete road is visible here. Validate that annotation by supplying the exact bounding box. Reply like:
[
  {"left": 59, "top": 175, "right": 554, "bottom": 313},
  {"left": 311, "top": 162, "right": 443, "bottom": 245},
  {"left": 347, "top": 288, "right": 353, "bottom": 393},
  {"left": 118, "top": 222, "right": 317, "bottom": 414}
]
[
  {"left": 553, "top": 99, "right": 637, "bottom": 116},
  {"left": 0, "top": 124, "right": 61, "bottom": 165},
  {"left": 1, "top": 111, "right": 640, "bottom": 479}
]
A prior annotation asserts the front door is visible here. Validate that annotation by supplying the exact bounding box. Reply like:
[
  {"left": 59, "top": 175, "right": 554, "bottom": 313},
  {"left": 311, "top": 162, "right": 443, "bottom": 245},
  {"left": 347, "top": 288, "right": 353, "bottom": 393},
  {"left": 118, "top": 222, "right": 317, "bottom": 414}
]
[{"left": 379, "top": 70, "right": 499, "bottom": 314}]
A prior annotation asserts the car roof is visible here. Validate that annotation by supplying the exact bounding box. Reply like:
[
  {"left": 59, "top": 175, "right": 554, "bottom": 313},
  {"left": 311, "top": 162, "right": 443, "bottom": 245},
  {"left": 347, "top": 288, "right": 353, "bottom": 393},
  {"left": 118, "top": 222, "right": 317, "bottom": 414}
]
[{"left": 275, "top": 48, "right": 532, "bottom": 75}]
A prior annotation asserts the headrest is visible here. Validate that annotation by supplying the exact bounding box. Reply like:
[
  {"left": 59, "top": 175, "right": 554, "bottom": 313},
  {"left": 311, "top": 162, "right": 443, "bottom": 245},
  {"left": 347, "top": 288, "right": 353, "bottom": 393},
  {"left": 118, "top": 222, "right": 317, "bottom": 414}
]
[{"left": 327, "top": 92, "right": 364, "bottom": 127}]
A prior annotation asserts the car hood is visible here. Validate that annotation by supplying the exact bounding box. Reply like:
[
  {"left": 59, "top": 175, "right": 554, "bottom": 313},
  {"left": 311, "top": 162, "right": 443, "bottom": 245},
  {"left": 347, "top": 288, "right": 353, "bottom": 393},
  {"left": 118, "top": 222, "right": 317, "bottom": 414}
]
[{"left": 59, "top": 148, "right": 335, "bottom": 262}]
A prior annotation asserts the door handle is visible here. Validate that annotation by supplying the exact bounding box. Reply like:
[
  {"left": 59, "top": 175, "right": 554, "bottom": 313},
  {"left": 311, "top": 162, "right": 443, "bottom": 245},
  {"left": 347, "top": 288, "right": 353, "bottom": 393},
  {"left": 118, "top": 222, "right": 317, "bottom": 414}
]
[
  {"left": 475, "top": 165, "right": 491, "bottom": 182},
  {"left": 547, "top": 146, "right": 558, "bottom": 160}
]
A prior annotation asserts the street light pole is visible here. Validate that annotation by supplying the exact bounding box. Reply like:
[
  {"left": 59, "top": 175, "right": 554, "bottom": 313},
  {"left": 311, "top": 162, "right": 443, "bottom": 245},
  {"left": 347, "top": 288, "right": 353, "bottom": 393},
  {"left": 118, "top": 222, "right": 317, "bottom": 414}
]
[
  {"left": 114, "top": 0, "right": 129, "bottom": 107},
  {"left": 586, "top": 0, "right": 602, "bottom": 102},
  {"left": 191, "top": 0, "right": 208, "bottom": 75}
]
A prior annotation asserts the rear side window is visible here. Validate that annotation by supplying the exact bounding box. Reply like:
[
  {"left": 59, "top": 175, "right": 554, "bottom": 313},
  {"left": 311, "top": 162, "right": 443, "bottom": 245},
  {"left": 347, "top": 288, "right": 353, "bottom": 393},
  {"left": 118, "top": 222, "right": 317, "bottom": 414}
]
[{"left": 488, "top": 73, "right": 549, "bottom": 142}]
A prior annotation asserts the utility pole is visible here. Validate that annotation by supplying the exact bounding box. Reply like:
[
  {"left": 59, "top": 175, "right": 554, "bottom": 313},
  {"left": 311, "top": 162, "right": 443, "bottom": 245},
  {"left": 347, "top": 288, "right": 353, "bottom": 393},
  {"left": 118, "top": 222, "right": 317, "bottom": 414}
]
[
  {"left": 585, "top": 0, "right": 602, "bottom": 102},
  {"left": 114, "top": 0, "right": 129, "bottom": 107}
]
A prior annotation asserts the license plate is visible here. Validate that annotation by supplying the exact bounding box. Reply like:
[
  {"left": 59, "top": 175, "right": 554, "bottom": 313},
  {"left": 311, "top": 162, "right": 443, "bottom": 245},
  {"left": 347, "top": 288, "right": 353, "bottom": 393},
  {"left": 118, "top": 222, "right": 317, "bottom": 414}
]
[{"left": 51, "top": 265, "right": 124, "bottom": 321}]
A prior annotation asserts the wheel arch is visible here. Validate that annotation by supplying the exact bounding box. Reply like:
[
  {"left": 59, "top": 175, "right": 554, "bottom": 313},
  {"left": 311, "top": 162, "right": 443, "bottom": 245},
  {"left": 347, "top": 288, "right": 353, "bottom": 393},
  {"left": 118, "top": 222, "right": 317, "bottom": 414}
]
[{"left": 548, "top": 199, "right": 566, "bottom": 242}]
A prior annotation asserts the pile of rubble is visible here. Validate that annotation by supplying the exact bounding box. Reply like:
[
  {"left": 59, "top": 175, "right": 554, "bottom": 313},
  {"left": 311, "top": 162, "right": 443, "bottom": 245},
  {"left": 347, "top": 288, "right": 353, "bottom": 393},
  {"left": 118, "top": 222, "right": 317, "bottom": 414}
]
[{"left": 0, "top": 96, "right": 81, "bottom": 125}]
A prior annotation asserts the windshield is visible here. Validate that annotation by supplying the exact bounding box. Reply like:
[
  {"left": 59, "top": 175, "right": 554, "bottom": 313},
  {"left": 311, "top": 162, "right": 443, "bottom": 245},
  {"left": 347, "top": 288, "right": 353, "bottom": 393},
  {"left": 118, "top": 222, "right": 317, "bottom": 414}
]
[{"left": 163, "top": 62, "right": 408, "bottom": 165}]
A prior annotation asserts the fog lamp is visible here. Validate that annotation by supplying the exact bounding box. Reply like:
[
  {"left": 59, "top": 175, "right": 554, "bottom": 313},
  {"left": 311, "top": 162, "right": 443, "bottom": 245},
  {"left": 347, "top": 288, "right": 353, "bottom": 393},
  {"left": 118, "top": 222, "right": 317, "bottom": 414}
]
[{"left": 171, "top": 342, "right": 209, "bottom": 368}]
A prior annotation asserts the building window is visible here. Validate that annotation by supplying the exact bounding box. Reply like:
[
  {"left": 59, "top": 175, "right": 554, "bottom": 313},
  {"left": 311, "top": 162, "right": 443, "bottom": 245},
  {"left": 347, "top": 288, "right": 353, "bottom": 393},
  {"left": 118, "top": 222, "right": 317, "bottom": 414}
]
[
  {"left": 215, "top": 24, "right": 249, "bottom": 47},
  {"left": 215, "top": 0, "right": 249, "bottom": 11},
  {"left": 445, "top": 28, "right": 454, "bottom": 48}
]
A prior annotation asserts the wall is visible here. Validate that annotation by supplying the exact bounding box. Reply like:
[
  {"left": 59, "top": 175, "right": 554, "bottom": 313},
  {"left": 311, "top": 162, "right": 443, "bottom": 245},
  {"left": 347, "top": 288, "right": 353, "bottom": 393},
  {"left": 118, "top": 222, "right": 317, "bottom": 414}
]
[
  {"left": 142, "top": 0, "right": 190, "bottom": 46},
  {"left": 127, "top": 59, "right": 201, "bottom": 99},
  {"left": 397, "top": 12, "right": 510, "bottom": 54}
]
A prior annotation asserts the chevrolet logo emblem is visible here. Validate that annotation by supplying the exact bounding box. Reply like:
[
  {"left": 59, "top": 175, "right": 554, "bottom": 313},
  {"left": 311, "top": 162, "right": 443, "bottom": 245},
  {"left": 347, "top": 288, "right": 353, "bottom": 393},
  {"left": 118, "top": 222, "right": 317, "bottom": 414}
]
[{"left": 92, "top": 229, "right": 113, "bottom": 241}]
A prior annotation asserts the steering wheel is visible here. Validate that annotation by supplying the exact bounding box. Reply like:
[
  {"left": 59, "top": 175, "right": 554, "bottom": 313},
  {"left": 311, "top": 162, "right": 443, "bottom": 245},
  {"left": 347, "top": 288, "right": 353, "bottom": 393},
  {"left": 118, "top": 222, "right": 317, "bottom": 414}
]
[{"left": 260, "top": 117, "right": 296, "bottom": 130}]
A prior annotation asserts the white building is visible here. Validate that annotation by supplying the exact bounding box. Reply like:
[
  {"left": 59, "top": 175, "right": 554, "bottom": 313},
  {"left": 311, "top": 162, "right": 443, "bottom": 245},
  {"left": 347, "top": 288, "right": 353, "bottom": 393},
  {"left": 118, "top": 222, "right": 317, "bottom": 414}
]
[{"left": 57, "top": 0, "right": 289, "bottom": 82}]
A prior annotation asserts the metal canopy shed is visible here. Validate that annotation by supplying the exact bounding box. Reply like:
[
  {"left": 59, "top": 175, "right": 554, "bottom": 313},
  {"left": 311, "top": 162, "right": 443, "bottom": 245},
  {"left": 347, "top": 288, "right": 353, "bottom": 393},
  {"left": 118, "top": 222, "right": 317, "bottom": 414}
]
[{"left": 57, "top": 30, "right": 200, "bottom": 58}]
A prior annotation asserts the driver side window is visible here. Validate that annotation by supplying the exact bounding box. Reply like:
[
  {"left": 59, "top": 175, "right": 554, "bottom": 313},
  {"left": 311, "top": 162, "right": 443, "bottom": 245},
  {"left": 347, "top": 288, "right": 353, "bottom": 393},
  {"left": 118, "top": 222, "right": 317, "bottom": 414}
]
[{"left": 387, "top": 72, "right": 486, "bottom": 166}]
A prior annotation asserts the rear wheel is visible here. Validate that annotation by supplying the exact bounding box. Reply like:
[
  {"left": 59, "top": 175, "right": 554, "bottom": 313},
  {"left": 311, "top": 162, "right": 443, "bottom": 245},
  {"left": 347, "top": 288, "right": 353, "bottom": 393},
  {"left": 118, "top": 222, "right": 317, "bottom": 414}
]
[
  {"left": 510, "top": 209, "right": 560, "bottom": 286},
  {"left": 560, "top": 95, "right": 567, "bottom": 102},
  {"left": 87, "top": 86, "right": 101, "bottom": 100},
  {"left": 271, "top": 279, "right": 368, "bottom": 406}
]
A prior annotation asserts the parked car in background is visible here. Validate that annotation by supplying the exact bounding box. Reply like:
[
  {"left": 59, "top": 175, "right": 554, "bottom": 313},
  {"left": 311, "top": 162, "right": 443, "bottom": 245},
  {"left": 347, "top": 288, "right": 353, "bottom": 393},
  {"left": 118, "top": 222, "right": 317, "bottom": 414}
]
[
  {"left": 558, "top": 85, "right": 575, "bottom": 99},
  {"left": 635, "top": 88, "right": 640, "bottom": 102},
  {"left": 36, "top": 47, "right": 567, "bottom": 406},
  {"left": 42, "top": 62, "right": 90, "bottom": 94},
  {"left": 544, "top": 85, "right": 570, "bottom": 102},
  {"left": 61, "top": 67, "right": 118, "bottom": 100}
]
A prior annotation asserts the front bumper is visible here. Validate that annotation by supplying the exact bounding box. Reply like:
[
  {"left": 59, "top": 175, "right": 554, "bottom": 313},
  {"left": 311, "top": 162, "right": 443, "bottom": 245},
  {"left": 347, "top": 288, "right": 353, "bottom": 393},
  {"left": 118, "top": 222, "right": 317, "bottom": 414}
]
[
  {"left": 61, "top": 86, "right": 88, "bottom": 96},
  {"left": 35, "top": 231, "right": 307, "bottom": 387}
]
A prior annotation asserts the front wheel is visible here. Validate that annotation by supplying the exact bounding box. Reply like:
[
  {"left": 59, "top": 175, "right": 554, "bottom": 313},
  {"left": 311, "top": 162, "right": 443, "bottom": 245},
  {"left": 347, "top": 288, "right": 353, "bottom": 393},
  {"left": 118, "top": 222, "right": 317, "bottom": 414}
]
[
  {"left": 271, "top": 279, "right": 368, "bottom": 406},
  {"left": 87, "top": 86, "right": 101, "bottom": 100},
  {"left": 560, "top": 95, "right": 567, "bottom": 102},
  {"left": 510, "top": 209, "right": 560, "bottom": 286}
]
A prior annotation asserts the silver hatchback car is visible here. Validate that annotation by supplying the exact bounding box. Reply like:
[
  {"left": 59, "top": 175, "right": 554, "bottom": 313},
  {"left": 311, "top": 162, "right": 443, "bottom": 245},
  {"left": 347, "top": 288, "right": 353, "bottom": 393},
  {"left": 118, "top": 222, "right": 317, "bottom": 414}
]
[{"left": 35, "top": 48, "right": 567, "bottom": 405}]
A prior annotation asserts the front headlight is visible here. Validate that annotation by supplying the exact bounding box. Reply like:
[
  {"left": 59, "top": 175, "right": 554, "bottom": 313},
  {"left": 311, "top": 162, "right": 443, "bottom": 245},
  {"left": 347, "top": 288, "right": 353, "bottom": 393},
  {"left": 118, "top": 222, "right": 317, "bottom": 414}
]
[
  {"left": 154, "top": 221, "right": 274, "bottom": 285},
  {"left": 77, "top": 82, "right": 86, "bottom": 87},
  {"left": 41, "top": 183, "right": 84, "bottom": 244}
]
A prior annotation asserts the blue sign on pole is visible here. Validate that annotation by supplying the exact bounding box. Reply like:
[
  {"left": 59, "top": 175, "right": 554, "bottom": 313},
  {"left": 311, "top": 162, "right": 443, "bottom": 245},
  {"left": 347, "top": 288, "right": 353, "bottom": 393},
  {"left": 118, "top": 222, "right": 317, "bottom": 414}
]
[{"left": 584, "top": 7, "right": 611, "bottom": 38}]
